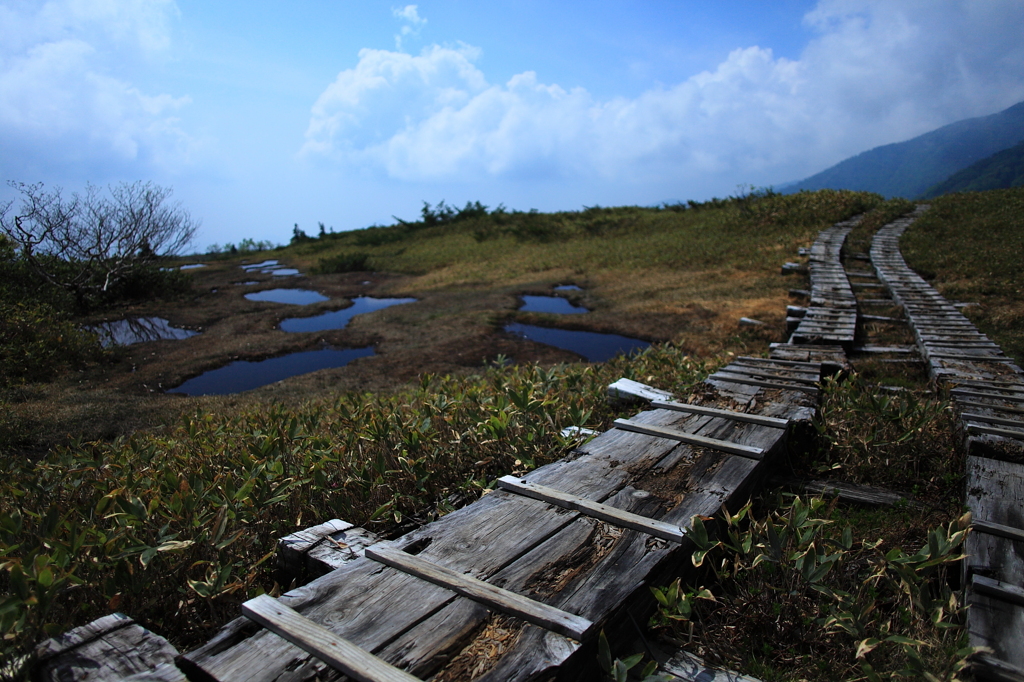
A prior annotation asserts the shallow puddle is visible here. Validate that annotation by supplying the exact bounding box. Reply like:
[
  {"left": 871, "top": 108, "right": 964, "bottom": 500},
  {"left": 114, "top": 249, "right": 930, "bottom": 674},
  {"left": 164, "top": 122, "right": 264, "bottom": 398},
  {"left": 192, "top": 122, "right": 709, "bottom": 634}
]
[
  {"left": 245, "top": 289, "right": 329, "bottom": 305},
  {"left": 241, "top": 260, "right": 279, "bottom": 271},
  {"left": 281, "top": 296, "right": 417, "bottom": 333},
  {"left": 270, "top": 268, "right": 302, "bottom": 276},
  {"left": 167, "top": 346, "right": 375, "bottom": 396},
  {"left": 179, "top": 263, "right": 207, "bottom": 270},
  {"left": 554, "top": 284, "right": 582, "bottom": 291},
  {"left": 88, "top": 317, "right": 199, "bottom": 347},
  {"left": 504, "top": 323, "right": 649, "bottom": 362},
  {"left": 519, "top": 295, "right": 589, "bottom": 314}
]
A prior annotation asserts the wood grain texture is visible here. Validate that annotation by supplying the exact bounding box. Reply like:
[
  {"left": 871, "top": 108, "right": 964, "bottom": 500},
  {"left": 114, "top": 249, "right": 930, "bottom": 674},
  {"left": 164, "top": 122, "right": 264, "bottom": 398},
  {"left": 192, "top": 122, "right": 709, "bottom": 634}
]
[
  {"left": 613, "top": 418, "right": 764, "bottom": 459},
  {"left": 651, "top": 400, "right": 789, "bottom": 428},
  {"left": 495, "top": 475, "right": 686, "bottom": 542},
  {"left": 34, "top": 616, "right": 182, "bottom": 682},
  {"left": 241, "top": 594, "right": 422, "bottom": 682},
  {"left": 364, "top": 543, "right": 595, "bottom": 640}
]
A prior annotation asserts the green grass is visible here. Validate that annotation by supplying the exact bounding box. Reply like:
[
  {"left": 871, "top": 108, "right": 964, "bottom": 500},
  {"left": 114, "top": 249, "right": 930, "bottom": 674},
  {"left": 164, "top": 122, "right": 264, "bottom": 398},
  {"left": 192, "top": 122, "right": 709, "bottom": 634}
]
[
  {"left": 901, "top": 187, "right": 1024, "bottom": 364},
  {"left": 285, "top": 190, "right": 883, "bottom": 293}
]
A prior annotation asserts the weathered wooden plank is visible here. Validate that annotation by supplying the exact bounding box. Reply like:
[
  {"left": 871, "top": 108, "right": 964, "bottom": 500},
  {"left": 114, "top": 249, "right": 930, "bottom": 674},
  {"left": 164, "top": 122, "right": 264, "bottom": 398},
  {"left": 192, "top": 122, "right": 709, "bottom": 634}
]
[
  {"left": 953, "top": 389, "right": 1024, "bottom": 403},
  {"left": 962, "top": 413, "right": 1024, "bottom": 429},
  {"left": 734, "top": 356, "right": 823, "bottom": 370},
  {"left": 777, "top": 478, "right": 912, "bottom": 507},
  {"left": 365, "top": 544, "right": 595, "bottom": 641},
  {"left": 966, "top": 455, "right": 1024, "bottom": 671},
  {"left": 968, "top": 423, "right": 1024, "bottom": 440},
  {"left": 973, "top": 520, "right": 1024, "bottom": 544},
  {"left": 660, "top": 649, "right": 764, "bottom": 682},
  {"left": 34, "top": 614, "right": 183, "bottom": 682},
  {"left": 708, "top": 373, "right": 818, "bottom": 395},
  {"left": 852, "top": 346, "right": 916, "bottom": 354},
  {"left": 969, "top": 655, "right": 1024, "bottom": 682},
  {"left": 974, "top": 575, "right": 1024, "bottom": 611},
  {"left": 958, "top": 401, "right": 1024, "bottom": 416},
  {"left": 612, "top": 418, "right": 764, "bottom": 459},
  {"left": 651, "top": 400, "right": 789, "bottom": 428},
  {"left": 606, "top": 377, "right": 675, "bottom": 404},
  {"left": 241, "top": 594, "right": 421, "bottom": 682},
  {"left": 712, "top": 368, "right": 819, "bottom": 386},
  {"left": 495, "top": 475, "right": 686, "bottom": 542}
]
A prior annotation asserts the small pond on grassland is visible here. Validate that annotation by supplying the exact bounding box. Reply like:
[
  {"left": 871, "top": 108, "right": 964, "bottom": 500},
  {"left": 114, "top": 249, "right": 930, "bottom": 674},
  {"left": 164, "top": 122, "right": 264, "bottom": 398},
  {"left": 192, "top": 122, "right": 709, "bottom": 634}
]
[
  {"left": 518, "top": 295, "right": 589, "bottom": 315},
  {"left": 504, "top": 323, "right": 650, "bottom": 362},
  {"left": 167, "top": 346, "right": 375, "bottom": 396},
  {"left": 88, "top": 317, "right": 199, "bottom": 347},
  {"left": 280, "top": 296, "right": 417, "bottom": 333},
  {"left": 245, "top": 289, "right": 329, "bottom": 305}
]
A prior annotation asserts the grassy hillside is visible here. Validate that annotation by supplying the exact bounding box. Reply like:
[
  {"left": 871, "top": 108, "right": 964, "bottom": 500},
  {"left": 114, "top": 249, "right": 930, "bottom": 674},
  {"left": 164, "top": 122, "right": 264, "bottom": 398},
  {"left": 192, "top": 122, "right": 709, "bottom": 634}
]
[
  {"left": 920, "top": 139, "right": 1024, "bottom": 198},
  {"left": 787, "top": 100, "right": 1024, "bottom": 198}
]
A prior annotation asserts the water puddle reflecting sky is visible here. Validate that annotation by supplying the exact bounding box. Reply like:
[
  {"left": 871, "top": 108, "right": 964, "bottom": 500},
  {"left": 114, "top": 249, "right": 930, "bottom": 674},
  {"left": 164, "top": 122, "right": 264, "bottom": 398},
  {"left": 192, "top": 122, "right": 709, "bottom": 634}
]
[
  {"left": 519, "top": 295, "right": 589, "bottom": 314},
  {"left": 554, "top": 284, "right": 582, "bottom": 291},
  {"left": 88, "top": 317, "right": 199, "bottom": 347},
  {"left": 179, "top": 263, "right": 207, "bottom": 270},
  {"left": 281, "top": 296, "right": 416, "bottom": 332},
  {"left": 504, "top": 323, "right": 649, "bottom": 362},
  {"left": 167, "top": 346, "right": 375, "bottom": 396},
  {"left": 241, "top": 260, "right": 278, "bottom": 271},
  {"left": 245, "top": 289, "right": 328, "bottom": 305}
]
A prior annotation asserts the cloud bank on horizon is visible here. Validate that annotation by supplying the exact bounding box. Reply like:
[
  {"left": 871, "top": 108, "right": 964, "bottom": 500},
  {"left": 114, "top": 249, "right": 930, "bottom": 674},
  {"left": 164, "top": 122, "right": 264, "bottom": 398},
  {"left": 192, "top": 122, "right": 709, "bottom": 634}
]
[
  {"left": 303, "top": 0, "right": 1024, "bottom": 186},
  {"left": 2, "top": 0, "right": 1024, "bottom": 243}
]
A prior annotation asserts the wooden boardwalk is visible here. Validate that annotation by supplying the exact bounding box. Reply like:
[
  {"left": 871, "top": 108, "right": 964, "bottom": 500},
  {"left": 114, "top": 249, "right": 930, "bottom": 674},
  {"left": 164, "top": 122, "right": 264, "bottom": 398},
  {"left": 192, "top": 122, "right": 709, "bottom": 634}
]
[
  {"left": 789, "top": 217, "right": 859, "bottom": 348},
  {"left": 169, "top": 220, "right": 870, "bottom": 681},
  {"left": 871, "top": 208, "right": 1024, "bottom": 680},
  {"left": 174, "top": 359, "right": 820, "bottom": 681},
  {"left": 38, "top": 213, "right": 961, "bottom": 682}
]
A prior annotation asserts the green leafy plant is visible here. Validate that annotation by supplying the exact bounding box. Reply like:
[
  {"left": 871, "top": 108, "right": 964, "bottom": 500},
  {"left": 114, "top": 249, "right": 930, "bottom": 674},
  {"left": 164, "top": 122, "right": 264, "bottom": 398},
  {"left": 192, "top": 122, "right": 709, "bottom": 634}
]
[{"left": 650, "top": 497, "right": 976, "bottom": 681}]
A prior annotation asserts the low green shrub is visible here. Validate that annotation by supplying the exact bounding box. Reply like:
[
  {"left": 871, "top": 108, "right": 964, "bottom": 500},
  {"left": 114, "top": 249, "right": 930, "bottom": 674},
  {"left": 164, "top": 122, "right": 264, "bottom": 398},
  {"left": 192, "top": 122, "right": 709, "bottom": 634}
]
[
  {"left": 652, "top": 497, "right": 975, "bottom": 681},
  {"left": 0, "top": 301, "right": 104, "bottom": 387},
  {"left": 315, "top": 251, "right": 373, "bottom": 274}
]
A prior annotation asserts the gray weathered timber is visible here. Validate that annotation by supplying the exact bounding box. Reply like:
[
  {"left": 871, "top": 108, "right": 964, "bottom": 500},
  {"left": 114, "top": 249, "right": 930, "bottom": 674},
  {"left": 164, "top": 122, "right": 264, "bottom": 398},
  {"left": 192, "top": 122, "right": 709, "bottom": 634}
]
[
  {"left": 606, "top": 377, "right": 676, "bottom": 404},
  {"left": 965, "top": 455, "right": 1024, "bottom": 672},
  {"left": 35, "top": 613, "right": 184, "bottom": 682},
  {"left": 650, "top": 400, "right": 789, "bottom": 428},
  {"left": 365, "top": 543, "right": 595, "bottom": 640},
  {"left": 775, "top": 478, "right": 913, "bottom": 507},
  {"left": 612, "top": 418, "right": 765, "bottom": 459},
  {"left": 241, "top": 595, "right": 422, "bottom": 682},
  {"left": 495, "top": 475, "right": 686, "bottom": 542},
  {"left": 974, "top": 576, "right": 1024, "bottom": 608},
  {"left": 708, "top": 372, "right": 819, "bottom": 395},
  {"left": 277, "top": 519, "right": 381, "bottom": 586}
]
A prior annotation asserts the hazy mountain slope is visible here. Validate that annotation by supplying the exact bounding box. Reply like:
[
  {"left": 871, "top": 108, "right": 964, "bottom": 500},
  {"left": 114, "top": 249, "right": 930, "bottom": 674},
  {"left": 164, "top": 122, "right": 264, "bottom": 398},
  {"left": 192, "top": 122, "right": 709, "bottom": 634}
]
[
  {"left": 920, "top": 139, "right": 1024, "bottom": 198},
  {"left": 786, "top": 100, "right": 1024, "bottom": 197}
]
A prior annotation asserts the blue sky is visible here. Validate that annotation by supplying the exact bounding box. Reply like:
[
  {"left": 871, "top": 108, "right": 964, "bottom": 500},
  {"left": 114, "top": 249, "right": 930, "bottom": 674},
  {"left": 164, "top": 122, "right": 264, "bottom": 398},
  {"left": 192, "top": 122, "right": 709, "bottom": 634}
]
[{"left": 2, "top": 1, "right": 1024, "bottom": 250}]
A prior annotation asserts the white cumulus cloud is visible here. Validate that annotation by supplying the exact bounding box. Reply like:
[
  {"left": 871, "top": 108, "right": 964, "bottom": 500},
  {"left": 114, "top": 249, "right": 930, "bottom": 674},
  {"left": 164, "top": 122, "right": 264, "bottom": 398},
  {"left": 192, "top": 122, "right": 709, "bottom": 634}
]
[
  {"left": 0, "top": 0, "right": 194, "bottom": 177},
  {"left": 392, "top": 4, "right": 426, "bottom": 51},
  {"left": 304, "top": 0, "right": 1024, "bottom": 193}
]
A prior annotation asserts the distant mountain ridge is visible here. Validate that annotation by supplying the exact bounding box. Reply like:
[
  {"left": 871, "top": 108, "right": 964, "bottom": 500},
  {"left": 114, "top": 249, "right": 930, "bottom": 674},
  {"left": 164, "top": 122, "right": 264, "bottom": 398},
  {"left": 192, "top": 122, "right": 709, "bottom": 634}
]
[
  {"left": 920, "top": 139, "right": 1024, "bottom": 198},
  {"left": 786, "top": 101, "right": 1024, "bottom": 198}
]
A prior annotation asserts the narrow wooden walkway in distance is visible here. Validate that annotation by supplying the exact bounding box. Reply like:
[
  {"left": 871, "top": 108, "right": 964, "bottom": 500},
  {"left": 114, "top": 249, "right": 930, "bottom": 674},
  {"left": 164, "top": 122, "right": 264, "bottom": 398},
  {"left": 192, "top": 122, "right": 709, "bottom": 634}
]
[
  {"left": 789, "top": 217, "right": 860, "bottom": 348},
  {"left": 871, "top": 207, "right": 1024, "bottom": 680}
]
